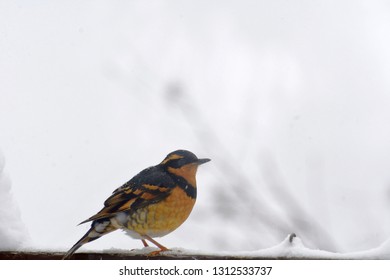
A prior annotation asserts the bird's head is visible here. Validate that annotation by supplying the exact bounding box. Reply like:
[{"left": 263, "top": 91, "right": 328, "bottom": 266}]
[{"left": 160, "top": 150, "right": 210, "bottom": 186}]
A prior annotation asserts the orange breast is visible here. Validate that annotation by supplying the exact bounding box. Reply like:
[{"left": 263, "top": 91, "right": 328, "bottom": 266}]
[{"left": 125, "top": 186, "right": 196, "bottom": 237}]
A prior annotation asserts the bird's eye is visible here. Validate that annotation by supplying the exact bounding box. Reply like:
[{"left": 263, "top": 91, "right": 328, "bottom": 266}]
[
  {"left": 168, "top": 158, "right": 184, "bottom": 168},
  {"left": 166, "top": 157, "right": 191, "bottom": 168}
]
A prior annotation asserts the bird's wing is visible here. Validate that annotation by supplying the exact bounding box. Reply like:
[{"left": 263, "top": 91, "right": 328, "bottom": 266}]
[{"left": 79, "top": 166, "right": 175, "bottom": 224}]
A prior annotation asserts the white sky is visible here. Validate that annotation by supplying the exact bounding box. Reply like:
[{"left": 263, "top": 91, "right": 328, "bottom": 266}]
[{"left": 1, "top": 0, "right": 390, "bottom": 254}]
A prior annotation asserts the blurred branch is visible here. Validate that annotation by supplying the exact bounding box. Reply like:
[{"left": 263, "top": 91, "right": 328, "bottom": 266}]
[
  {"left": 164, "top": 83, "right": 297, "bottom": 239},
  {"left": 164, "top": 82, "right": 340, "bottom": 252},
  {"left": 260, "top": 156, "right": 339, "bottom": 251}
]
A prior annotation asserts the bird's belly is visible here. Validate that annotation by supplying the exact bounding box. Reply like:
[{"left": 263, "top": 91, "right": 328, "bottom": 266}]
[{"left": 124, "top": 187, "right": 196, "bottom": 238}]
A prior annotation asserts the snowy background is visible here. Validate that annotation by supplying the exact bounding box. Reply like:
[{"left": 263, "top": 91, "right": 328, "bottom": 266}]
[{"left": 1, "top": 0, "right": 390, "bottom": 256}]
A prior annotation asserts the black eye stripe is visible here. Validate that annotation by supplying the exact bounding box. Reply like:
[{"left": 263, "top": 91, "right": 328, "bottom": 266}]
[
  {"left": 166, "top": 158, "right": 183, "bottom": 168},
  {"left": 166, "top": 158, "right": 198, "bottom": 168}
]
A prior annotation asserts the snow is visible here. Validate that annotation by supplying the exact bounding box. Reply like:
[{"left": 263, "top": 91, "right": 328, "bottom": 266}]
[
  {"left": 224, "top": 235, "right": 390, "bottom": 260},
  {"left": 88, "top": 234, "right": 390, "bottom": 260},
  {"left": 0, "top": 150, "right": 29, "bottom": 250},
  {"left": 165, "top": 234, "right": 390, "bottom": 260},
  {"left": 1, "top": 1, "right": 390, "bottom": 256}
]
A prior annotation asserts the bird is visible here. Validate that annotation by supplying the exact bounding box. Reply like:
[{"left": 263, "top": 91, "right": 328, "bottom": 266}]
[{"left": 63, "top": 149, "right": 210, "bottom": 259}]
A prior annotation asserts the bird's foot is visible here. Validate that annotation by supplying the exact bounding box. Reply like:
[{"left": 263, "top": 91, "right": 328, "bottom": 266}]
[
  {"left": 142, "top": 234, "right": 169, "bottom": 256},
  {"left": 147, "top": 248, "right": 169, "bottom": 256}
]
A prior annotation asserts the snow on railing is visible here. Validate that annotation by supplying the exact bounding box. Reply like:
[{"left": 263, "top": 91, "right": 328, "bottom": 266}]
[{"left": 1, "top": 233, "right": 389, "bottom": 260}]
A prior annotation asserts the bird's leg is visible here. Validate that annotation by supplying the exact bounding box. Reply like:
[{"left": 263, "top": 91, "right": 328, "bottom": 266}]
[
  {"left": 141, "top": 239, "right": 149, "bottom": 247},
  {"left": 143, "top": 234, "right": 168, "bottom": 255}
]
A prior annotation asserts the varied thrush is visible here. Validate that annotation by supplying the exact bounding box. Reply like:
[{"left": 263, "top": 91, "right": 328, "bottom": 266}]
[{"left": 63, "top": 150, "right": 210, "bottom": 259}]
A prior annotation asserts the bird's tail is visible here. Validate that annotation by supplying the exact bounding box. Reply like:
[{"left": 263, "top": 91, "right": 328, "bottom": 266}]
[{"left": 63, "top": 219, "right": 117, "bottom": 260}]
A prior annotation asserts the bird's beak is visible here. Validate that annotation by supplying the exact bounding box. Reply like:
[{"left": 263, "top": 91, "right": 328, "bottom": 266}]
[{"left": 197, "top": 158, "right": 211, "bottom": 165}]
